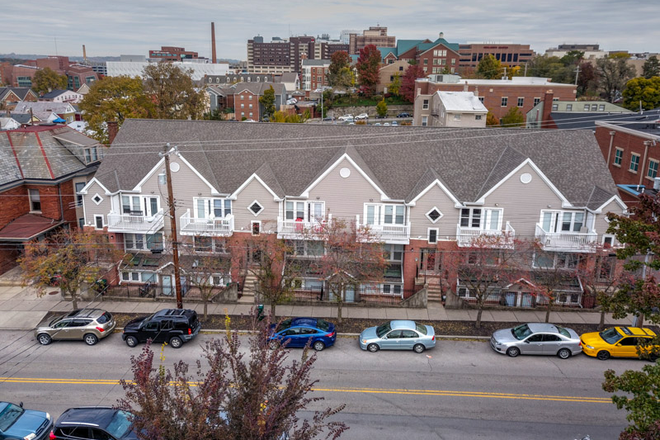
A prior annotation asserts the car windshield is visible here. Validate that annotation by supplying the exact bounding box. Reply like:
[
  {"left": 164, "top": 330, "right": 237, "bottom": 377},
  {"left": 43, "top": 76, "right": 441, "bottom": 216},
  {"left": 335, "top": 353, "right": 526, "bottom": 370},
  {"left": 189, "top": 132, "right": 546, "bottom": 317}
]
[
  {"left": 97, "top": 312, "right": 112, "bottom": 324},
  {"left": 139, "top": 314, "right": 156, "bottom": 329},
  {"left": 316, "top": 319, "right": 330, "bottom": 332},
  {"left": 106, "top": 410, "right": 132, "bottom": 438},
  {"left": 277, "top": 319, "right": 293, "bottom": 332},
  {"left": 600, "top": 328, "right": 623, "bottom": 344},
  {"left": 556, "top": 326, "right": 570, "bottom": 338},
  {"left": 376, "top": 323, "right": 392, "bottom": 338},
  {"left": 415, "top": 323, "right": 427, "bottom": 335},
  {"left": 49, "top": 316, "right": 65, "bottom": 327},
  {"left": 512, "top": 324, "right": 532, "bottom": 340},
  {"left": 0, "top": 403, "right": 23, "bottom": 432}
]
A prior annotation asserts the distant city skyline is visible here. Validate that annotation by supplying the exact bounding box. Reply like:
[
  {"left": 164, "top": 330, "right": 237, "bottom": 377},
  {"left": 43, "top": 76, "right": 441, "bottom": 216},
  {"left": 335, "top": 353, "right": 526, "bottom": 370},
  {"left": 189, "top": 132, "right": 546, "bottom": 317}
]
[{"left": 2, "top": 0, "right": 658, "bottom": 62}]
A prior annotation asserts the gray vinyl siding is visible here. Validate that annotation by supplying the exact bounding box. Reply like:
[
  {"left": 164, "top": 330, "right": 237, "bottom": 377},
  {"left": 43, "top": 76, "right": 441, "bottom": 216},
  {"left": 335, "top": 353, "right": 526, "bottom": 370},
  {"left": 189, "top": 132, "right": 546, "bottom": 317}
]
[
  {"left": 409, "top": 184, "right": 459, "bottom": 239},
  {"left": 83, "top": 181, "right": 112, "bottom": 226},
  {"left": 233, "top": 179, "right": 279, "bottom": 232},
  {"left": 482, "top": 163, "right": 564, "bottom": 241},
  {"left": 594, "top": 199, "right": 624, "bottom": 239},
  {"left": 306, "top": 158, "right": 382, "bottom": 222}
]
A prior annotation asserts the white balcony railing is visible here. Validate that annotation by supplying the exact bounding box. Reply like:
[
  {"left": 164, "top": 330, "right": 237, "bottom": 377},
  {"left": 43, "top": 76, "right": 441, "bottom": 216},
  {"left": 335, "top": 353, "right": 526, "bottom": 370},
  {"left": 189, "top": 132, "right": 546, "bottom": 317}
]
[
  {"left": 535, "top": 223, "right": 598, "bottom": 252},
  {"left": 107, "top": 210, "right": 165, "bottom": 233},
  {"left": 277, "top": 214, "right": 331, "bottom": 239},
  {"left": 179, "top": 210, "right": 234, "bottom": 237},
  {"left": 356, "top": 215, "right": 410, "bottom": 244},
  {"left": 456, "top": 221, "right": 516, "bottom": 248}
]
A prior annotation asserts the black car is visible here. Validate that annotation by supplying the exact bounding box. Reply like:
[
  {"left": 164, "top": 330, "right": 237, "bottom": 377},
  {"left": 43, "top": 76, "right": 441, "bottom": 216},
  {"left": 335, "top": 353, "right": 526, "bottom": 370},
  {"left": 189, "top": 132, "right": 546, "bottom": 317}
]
[
  {"left": 50, "top": 407, "right": 136, "bottom": 440},
  {"left": 0, "top": 401, "right": 52, "bottom": 440},
  {"left": 122, "top": 308, "right": 201, "bottom": 349},
  {"left": 397, "top": 112, "right": 412, "bottom": 118}
]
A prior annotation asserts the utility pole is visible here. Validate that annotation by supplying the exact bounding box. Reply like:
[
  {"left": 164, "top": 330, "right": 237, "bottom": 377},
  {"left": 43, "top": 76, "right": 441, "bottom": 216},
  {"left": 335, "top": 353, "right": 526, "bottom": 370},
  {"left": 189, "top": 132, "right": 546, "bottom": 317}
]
[
  {"left": 160, "top": 144, "right": 184, "bottom": 309},
  {"left": 574, "top": 65, "right": 581, "bottom": 85}
]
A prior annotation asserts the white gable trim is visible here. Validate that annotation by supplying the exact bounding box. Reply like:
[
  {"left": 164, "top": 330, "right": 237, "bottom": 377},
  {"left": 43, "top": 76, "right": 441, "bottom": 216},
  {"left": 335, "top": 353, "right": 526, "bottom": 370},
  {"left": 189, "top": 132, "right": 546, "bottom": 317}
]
[
  {"left": 477, "top": 158, "right": 571, "bottom": 208},
  {"left": 133, "top": 158, "right": 165, "bottom": 192},
  {"left": 408, "top": 179, "right": 462, "bottom": 208},
  {"left": 230, "top": 173, "right": 282, "bottom": 201},
  {"left": 300, "top": 153, "right": 388, "bottom": 200},
  {"left": 132, "top": 154, "right": 219, "bottom": 195},
  {"left": 592, "top": 195, "right": 627, "bottom": 213},
  {"left": 80, "top": 177, "right": 111, "bottom": 195}
]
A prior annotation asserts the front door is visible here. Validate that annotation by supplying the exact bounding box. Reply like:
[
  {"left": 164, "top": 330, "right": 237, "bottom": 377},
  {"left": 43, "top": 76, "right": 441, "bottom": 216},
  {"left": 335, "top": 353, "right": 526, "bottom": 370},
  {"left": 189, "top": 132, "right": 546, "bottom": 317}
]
[
  {"left": 504, "top": 292, "right": 516, "bottom": 306},
  {"left": 345, "top": 286, "right": 355, "bottom": 303},
  {"left": 162, "top": 275, "right": 172, "bottom": 296},
  {"left": 419, "top": 249, "right": 441, "bottom": 275}
]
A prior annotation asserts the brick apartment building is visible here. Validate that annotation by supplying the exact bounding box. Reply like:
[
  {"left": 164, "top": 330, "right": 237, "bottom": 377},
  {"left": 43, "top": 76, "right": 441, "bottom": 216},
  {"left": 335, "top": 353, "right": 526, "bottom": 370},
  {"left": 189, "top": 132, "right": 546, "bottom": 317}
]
[
  {"left": 0, "top": 125, "right": 104, "bottom": 274},
  {"left": 302, "top": 60, "right": 330, "bottom": 95},
  {"left": 458, "top": 43, "right": 535, "bottom": 72},
  {"left": 413, "top": 74, "right": 577, "bottom": 125},
  {"left": 593, "top": 109, "right": 660, "bottom": 205},
  {"left": 0, "top": 56, "right": 98, "bottom": 91},
  {"left": 247, "top": 36, "right": 316, "bottom": 74},
  {"left": 349, "top": 26, "right": 396, "bottom": 55},
  {"left": 149, "top": 46, "right": 199, "bottom": 61}
]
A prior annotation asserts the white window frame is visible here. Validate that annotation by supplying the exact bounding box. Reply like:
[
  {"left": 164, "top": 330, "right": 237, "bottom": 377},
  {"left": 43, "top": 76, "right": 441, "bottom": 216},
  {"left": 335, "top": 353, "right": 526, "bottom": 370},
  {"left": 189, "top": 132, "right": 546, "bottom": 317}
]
[
  {"left": 251, "top": 220, "right": 261, "bottom": 236},
  {"left": 647, "top": 159, "right": 659, "bottom": 179},
  {"left": 517, "top": 97, "right": 524, "bottom": 107},
  {"left": 248, "top": 200, "right": 264, "bottom": 217},
  {"left": 94, "top": 214, "right": 104, "bottom": 230},
  {"left": 422, "top": 99, "right": 429, "bottom": 110},
  {"left": 613, "top": 148, "right": 623, "bottom": 167},
  {"left": 193, "top": 197, "right": 231, "bottom": 219},
  {"left": 425, "top": 207, "right": 443, "bottom": 223},
  {"left": 501, "top": 97, "right": 508, "bottom": 107},
  {"left": 602, "top": 234, "right": 616, "bottom": 247},
  {"left": 460, "top": 207, "right": 502, "bottom": 230},
  {"left": 539, "top": 210, "right": 586, "bottom": 233},
  {"left": 364, "top": 204, "right": 405, "bottom": 226},
  {"left": 630, "top": 154, "right": 640, "bottom": 173},
  {"left": 92, "top": 193, "right": 103, "bottom": 205},
  {"left": 428, "top": 228, "right": 439, "bottom": 244},
  {"left": 28, "top": 189, "right": 41, "bottom": 212},
  {"left": 421, "top": 116, "right": 428, "bottom": 126}
]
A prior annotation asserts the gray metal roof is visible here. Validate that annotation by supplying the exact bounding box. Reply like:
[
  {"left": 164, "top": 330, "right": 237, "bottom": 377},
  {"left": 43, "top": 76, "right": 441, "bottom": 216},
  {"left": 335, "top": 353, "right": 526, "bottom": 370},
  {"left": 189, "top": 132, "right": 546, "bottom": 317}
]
[{"left": 100, "top": 120, "right": 619, "bottom": 208}]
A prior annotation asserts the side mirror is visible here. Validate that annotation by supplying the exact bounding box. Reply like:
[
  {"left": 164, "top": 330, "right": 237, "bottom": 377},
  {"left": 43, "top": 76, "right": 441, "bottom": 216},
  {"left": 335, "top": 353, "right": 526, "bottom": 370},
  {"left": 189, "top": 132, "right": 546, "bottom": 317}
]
[
  {"left": 524, "top": 340, "right": 530, "bottom": 344},
  {"left": 19, "top": 402, "right": 23, "bottom": 408}
]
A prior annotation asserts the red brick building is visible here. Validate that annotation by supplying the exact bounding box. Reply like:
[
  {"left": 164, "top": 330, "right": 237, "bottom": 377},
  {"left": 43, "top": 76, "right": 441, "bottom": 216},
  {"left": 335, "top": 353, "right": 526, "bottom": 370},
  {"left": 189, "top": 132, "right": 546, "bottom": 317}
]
[
  {"left": 413, "top": 75, "right": 577, "bottom": 125},
  {"left": 149, "top": 46, "right": 199, "bottom": 61},
  {"left": 458, "top": 43, "right": 535, "bottom": 72},
  {"left": 0, "top": 126, "right": 103, "bottom": 274}
]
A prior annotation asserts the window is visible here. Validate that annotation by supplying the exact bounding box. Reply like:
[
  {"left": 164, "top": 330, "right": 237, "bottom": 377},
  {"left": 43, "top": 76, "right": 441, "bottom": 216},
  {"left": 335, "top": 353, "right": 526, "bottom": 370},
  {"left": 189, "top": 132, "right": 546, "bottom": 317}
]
[
  {"left": 426, "top": 207, "right": 443, "bottom": 223},
  {"left": 364, "top": 204, "right": 405, "bottom": 226},
  {"left": 533, "top": 98, "right": 540, "bottom": 106},
  {"left": 421, "top": 116, "right": 428, "bottom": 126},
  {"left": 552, "top": 104, "right": 558, "bottom": 111},
  {"left": 647, "top": 159, "right": 659, "bottom": 179},
  {"left": 591, "top": 104, "right": 598, "bottom": 111},
  {"left": 475, "top": 114, "right": 483, "bottom": 120},
  {"left": 460, "top": 208, "right": 502, "bottom": 230},
  {"left": 540, "top": 211, "right": 585, "bottom": 233},
  {"left": 94, "top": 215, "right": 104, "bottom": 229},
  {"left": 251, "top": 221, "right": 261, "bottom": 236},
  {"left": 630, "top": 154, "right": 640, "bottom": 173},
  {"left": 428, "top": 228, "right": 438, "bottom": 243},
  {"left": 285, "top": 201, "right": 305, "bottom": 221},
  {"left": 248, "top": 200, "right": 264, "bottom": 216},
  {"left": 584, "top": 104, "right": 590, "bottom": 111},
  {"left": 614, "top": 148, "right": 623, "bottom": 166},
  {"left": 422, "top": 99, "right": 429, "bottom": 110},
  {"left": 599, "top": 104, "right": 605, "bottom": 111},
  {"left": 290, "top": 240, "right": 324, "bottom": 257},
  {"left": 195, "top": 198, "right": 231, "bottom": 219},
  {"left": 75, "top": 182, "right": 85, "bottom": 206},
  {"left": 566, "top": 104, "right": 573, "bottom": 111},
  {"left": 501, "top": 97, "right": 508, "bottom": 107},
  {"left": 453, "top": 113, "right": 461, "bottom": 121},
  {"left": 28, "top": 189, "right": 41, "bottom": 212},
  {"left": 517, "top": 97, "right": 524, "bottom": 107}
]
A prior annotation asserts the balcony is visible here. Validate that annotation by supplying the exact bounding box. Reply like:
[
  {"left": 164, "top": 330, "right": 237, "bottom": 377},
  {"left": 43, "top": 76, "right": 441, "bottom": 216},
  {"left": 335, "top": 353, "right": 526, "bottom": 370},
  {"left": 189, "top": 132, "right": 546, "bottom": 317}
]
[
  {"left": 107, "top": 210, "right": 164, "bottom": 233},
  {"left": 277, "top": 214, "right": 331, "bottom": 239},
  {"left": 456, "top": 222, "right": 516, "bottom": 248},
  {"left": 179, "top": 210, "right": 234, "bottom": 237},
  {"left": 356, "top": 215, "right": 410, "bottom": 245},
  {"left": 535, "top": 224, "right": 598, "bottom": 252}
]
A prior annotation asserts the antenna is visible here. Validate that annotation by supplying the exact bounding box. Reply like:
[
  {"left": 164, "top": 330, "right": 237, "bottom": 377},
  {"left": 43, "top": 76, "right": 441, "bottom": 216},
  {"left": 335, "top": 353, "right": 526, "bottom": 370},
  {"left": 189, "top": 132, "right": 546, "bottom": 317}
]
[{"left": 54, "top": 36, "right": 59, "bottom": 56}]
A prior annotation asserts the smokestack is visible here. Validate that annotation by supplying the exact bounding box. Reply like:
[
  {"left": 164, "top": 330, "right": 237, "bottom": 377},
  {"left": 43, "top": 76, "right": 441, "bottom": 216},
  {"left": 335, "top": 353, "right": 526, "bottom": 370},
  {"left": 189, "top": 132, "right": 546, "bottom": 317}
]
[
  {"left": 211, "top": 22, "right": 217, "bottom": 64},
  {"left": 82, "top": 44, "right": 87, "bottom": 63}
]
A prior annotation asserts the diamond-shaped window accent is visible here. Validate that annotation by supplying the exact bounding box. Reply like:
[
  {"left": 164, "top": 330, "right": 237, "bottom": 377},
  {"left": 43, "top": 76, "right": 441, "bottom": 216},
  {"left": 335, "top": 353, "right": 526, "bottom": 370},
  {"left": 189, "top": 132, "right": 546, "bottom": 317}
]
[
  {"left": 92, "top": 194, "right": 103, "bottom": 205},
  {"left": 426, "top": 207, "right": 443, "bottom": 223},
  {"left": 249, "top": 200, "right": 264, "bottom": 216}
]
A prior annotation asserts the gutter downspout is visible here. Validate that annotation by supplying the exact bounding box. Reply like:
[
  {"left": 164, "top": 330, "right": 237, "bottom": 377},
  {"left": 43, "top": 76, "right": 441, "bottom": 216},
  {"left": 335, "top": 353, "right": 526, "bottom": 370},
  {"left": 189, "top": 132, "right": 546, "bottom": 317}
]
[
  {"left": 639, "top": 140, "right": 652, "bottom": 186},
  {"left": 606, "top": 130, "right": 616, "bottom": 166}
]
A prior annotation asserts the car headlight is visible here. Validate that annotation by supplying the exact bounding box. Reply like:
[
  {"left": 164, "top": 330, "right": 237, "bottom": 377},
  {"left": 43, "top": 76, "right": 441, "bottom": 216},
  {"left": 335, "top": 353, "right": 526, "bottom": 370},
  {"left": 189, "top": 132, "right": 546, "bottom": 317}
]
[
  {"left": 586, "top": 345, "right": 594, "bottom": 350},
  {"left": 24, "top": 434, "right": 36, "bottom": 440},
  {"left": 361, "top": 339, "right": 367, "bottom": 344}
]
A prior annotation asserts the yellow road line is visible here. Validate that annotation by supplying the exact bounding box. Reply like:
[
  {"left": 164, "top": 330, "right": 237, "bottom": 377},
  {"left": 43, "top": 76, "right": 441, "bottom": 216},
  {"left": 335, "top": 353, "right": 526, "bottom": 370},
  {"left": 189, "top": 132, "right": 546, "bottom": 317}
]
[{"left": 0, "top": 377, "right": 611, "bottom": 404}]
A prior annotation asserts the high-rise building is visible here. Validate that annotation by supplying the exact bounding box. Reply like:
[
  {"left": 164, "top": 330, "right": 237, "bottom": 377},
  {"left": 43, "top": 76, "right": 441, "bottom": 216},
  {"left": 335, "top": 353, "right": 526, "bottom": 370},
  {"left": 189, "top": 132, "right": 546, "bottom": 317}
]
[
  {"left": 149, "top": 46, "right": 199, "bottom": 61},
  {"left": 247, "top": 35, "right": 347, "bottom": 74},
  {"left": 348, "top": 26, "right": 396, "bottom": 55}
]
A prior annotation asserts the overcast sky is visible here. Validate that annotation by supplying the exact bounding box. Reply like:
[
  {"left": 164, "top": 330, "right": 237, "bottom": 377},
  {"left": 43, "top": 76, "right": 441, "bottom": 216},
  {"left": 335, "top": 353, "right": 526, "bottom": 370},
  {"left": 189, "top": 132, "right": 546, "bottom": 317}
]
[{"left": 2, "top": 0, "right": 658, "bottom": 61}]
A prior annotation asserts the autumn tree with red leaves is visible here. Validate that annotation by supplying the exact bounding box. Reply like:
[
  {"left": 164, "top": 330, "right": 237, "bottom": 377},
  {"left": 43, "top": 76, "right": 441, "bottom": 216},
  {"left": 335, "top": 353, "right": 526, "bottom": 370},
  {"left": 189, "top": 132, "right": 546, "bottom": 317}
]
[
  {"left": 400, "top": 63, "right": 426, "bottom": 103},
  {"left": 355, "top": 44, "right": 381, "bottom": 97}
]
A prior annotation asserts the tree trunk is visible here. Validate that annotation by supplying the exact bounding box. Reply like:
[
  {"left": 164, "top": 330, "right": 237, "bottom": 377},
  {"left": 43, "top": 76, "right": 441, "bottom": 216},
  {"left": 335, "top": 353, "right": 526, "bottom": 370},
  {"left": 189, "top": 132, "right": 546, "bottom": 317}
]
[
  {"left": 545, "top": 302, "right": 551, "bottom": 323},
  {"left": 475, "top": 308, "right": 483, "bottom": 329},
  {"left": 203, "top": 300, "right": 208, "bottom": 320},
  {"left": 599, "top": 310, "right": 606, "bottom": 330},
  {"left": 70, "top": 289, "right": 78, "bottom": 310},
  {"left": 270, "top": 302, "right": 276, "bottom": 319}
]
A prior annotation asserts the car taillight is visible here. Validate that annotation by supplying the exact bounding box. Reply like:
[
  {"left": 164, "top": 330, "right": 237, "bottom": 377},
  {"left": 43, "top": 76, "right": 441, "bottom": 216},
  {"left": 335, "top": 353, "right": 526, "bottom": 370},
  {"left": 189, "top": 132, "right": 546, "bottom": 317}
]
[
  {"left": 188, "top": 327, "right": 192, "bottom": 335},
  {"left": 96, "top": 327, "right": 105, "bottom": 333},
  {"left": 579, "top": 341, "right": 582, "bottom": 347},
  {"left": 50, "top": 431, "right": 57, "bottom": 440},
  {"left": 326, "top": 331, "right": 335, "bottom": 338},
  {"left": 432, "top": 335, "right": 435, "bottom": 341}
]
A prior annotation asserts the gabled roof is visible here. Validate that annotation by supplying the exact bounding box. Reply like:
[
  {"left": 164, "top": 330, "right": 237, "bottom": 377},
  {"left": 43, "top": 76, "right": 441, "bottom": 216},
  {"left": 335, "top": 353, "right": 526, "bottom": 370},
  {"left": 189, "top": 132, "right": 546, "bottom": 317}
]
[
  {"left": 0, "top": 87, "right": 36, "bottom": 102},
  {"left": 230, "top": 82, "right": 286, "bottom": 96},
  {"left": 12, "top": 102, "right": 76, "bottom": 121},
  {"left": 40, "top": 89, "right": 70, "bottom": 100},
  {"left": 0, "top": 113, "right": 33, "bottom": 124},
  {"left": 98, "top": 120, "right": 619, "bottom": 209}
]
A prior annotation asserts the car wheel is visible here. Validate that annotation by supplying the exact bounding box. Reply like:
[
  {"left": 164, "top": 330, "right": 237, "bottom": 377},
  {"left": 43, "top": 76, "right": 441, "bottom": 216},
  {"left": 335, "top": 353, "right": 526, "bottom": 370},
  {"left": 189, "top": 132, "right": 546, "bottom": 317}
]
[
  {"left": 269, "top": 340, "right": 280, "bottom": 350},
  {"left": 313, "top": 341, "right": 325, "bottom": 352},
  {"left": 169, "top": 336, "right": 183, "bottom": 349},
  {"left": 557, "top": 348, "right": 571, "bottom": 359},
  {"left": 597, "top": 350, "right": 610, "bottom": 360},
  {"left": 367, "top": 343, "right": 379, "bottom": 353},
  {"left": 413, "top": 344, "right": 425, "bottom": 353},
  {"left": 37, "top": 333, "right": 52, "bottom": 345},
  {"left": 125, "top": 336, "right": 138, "bottom": 348},
  {"left": 84, "top": 333, "right": 98, "bottom": 346},
  {"left": 506, "top": 347, "right": 520, "bottom": 358}
]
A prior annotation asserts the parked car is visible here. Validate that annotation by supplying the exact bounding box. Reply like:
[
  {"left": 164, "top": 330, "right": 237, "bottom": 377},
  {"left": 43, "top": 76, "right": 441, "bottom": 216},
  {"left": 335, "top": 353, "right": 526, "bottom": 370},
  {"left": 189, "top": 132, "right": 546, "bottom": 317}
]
[
  {"left": 359, "top": 320, "right": 435, "bottom": 353},
  {"left": 34, "top": 309, "right": 116, "bottom": 346},
  {"left": 397, "top": 112, "right": 412, "bottom": 118},
  {"left": 580, "top": 326, "right": 659, "bottom": 360},
  {"left": 122, "top": 308, "right": 201, "bottom": 349},
  {"left": 355, "top": 113, "right": 369, "bottom": 120},
  {"left": 337, "top": 114, "right": 354, "bottom": 122},
  {"left": 50, "top": 407, "right": 136, "bottom": 440},
  {"left": 391, "top": 121, "right": 399, "bottom": 126},
  {"left": 490, "top": 323, "right": 581, "bottom": 359},
  {"left": 375, "top": 114, "right": 387, "bottom": 119},
  {"left": 0, "top": 401, "right": 52, "bottom": 440},
  {"left": 383, "top": 122, "right": 390, "bottom": 126},
  {"left": 268, "top": 317, "right": 336, "bottom": 351}
]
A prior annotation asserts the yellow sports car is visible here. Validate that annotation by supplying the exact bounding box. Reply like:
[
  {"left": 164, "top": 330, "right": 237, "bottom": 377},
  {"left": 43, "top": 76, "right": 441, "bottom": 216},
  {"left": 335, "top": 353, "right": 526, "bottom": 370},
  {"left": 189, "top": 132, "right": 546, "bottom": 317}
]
[{"left": 580, "top": 326, "right": 658, "bottom": 360}]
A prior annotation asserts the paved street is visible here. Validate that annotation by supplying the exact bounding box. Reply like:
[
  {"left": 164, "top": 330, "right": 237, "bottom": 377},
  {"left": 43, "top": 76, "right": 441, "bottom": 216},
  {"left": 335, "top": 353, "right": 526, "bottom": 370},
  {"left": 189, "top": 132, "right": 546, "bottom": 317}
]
[{"left": 0, "top": 331, "right": 644, "bottom": 439}]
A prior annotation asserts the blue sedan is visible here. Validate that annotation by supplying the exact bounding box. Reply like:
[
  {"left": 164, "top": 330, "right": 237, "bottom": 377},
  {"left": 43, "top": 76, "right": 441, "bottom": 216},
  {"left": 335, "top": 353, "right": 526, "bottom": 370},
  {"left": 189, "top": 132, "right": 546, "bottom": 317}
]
[{"left": 268, "top": 317, "right": 336, "bottom": 351}]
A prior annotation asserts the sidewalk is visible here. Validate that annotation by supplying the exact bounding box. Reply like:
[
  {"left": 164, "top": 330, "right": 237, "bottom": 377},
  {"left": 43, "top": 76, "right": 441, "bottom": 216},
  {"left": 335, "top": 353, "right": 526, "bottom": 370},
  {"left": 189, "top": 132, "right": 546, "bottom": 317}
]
[{"left": 0, "top": 282, "right": 635, "bottom": 332}]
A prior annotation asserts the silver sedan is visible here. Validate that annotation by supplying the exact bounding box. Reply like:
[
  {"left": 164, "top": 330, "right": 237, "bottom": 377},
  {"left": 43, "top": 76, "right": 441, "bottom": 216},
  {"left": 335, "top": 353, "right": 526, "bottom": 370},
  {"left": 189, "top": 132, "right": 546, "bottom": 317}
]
[
  {"left": 490, "top": 323, "right": 582, "bottom": 359},
  {"left": 359, "top": 320, "right": 436, "bottom": 353}
]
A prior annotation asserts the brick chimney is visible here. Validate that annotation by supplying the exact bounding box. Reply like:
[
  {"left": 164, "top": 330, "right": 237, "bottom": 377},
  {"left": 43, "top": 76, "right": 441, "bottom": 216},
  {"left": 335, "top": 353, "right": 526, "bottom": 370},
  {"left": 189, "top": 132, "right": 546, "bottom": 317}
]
[
  {"left": 540, "top": 90, "right": 554, "bottom": 129},
  {"left": 107, "top": 121, "right": 119, "bottom": 145}
]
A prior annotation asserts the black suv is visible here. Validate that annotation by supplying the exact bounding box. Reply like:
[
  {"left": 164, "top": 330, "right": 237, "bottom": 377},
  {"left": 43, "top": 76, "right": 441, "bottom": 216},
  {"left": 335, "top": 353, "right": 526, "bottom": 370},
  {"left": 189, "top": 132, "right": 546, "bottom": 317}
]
[
  {"left": 50, "top": 407, "right": 136, "bottom": 439},
  {"left": 122, "top": 309, "right": 201, "bottom": 349}
]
